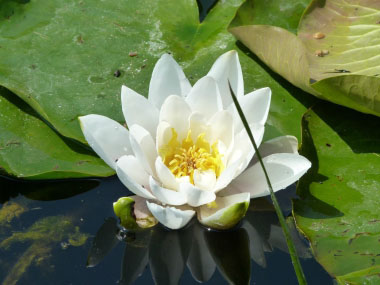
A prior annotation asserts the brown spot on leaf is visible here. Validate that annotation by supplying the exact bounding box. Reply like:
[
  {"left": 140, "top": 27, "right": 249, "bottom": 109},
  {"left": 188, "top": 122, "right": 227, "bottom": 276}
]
[
  {"left": 349, "top": 232, "right": 371, "bottom": 244},
  {"left": 77, "top": 160, "right": 90, "bottom": 166},
  {"left": 5, "top": 141, "right": 21, "bottom": 147},
  {"left": 315, "top": 50, "right": 329, "bottom": 57},
  {"left": 359, "top": 253, "right": 374, "bottom": 256},
  {"left": 77, "top": 35, "right": 84, "bottom": 44},
  {"left": 313, "top": 32, "right": 325, "bottom": 39}
]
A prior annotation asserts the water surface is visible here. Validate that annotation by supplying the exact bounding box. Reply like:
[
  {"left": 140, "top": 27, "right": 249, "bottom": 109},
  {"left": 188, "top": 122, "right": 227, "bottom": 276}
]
[{"left": 0, "top": 176, "right": 333, "bottom": 284}]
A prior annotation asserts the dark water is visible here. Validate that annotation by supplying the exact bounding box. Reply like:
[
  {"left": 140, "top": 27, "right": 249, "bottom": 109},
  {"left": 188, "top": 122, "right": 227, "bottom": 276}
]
[{"left": 0, "top": 176, "right": 333, "bottom": 284}]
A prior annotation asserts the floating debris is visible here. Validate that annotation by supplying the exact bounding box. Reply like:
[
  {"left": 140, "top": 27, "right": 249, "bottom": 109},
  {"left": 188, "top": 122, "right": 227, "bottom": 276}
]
[
  {"left": 313, "top": 32, "right": 325, "bottom": 39},
  {"left": 323, "top": 69, "right": 351, "bottom": 74},
  {"left": 60, "top": 241, "right": 69, "bottom": 250},
  {"left": 334, "top": 69, "right": 350, "bottom": 73},
  {"left": 129, "top": 51, "right": 138, "bottom": 57},
  {"left": 315, "top": 49, "right": 329, "bottom": 57},
  {"left": 113, "top": 70, "right": 121, "bottom": 77}
]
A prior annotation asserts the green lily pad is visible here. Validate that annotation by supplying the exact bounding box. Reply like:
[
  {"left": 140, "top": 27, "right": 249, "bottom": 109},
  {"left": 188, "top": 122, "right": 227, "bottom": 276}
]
[
  {"left": 229, "top": 0, "right": 380, "bottom": 116},
  {"left": 293, "top": 102, "right": 380, "bottom": 279},
  {"left": 0, "top": 0, "right": 312, "bottom": 143},
  {"left": 336, "top": 265, "right": 380, "bottom": 285},
  {"left": 0, "top": 87, "right": 113, "bottom": 179},
  {"left": 229, "top": 0, "right": 310, "bottom": 34},
  {"left": 0, "top": 0, "right": 316, "bottom": 178}
]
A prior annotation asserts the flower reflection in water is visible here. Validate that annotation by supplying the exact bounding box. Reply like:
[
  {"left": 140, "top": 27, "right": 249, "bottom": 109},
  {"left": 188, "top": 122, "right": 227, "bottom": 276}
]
[{"left": 87, "top": 197, "right": 311, "bottom": 285}]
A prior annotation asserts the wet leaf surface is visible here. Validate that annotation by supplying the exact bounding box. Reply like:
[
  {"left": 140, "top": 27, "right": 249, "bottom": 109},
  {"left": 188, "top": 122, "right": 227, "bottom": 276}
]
[
  {"left": 0, "top": 87, "right": 113, "bottom": 179},
  {"left": 230, "top": 0, "right": 380, "bottom": 116},
  {"left": 0, "top": 0, "right": 314, "bottom": 178},
  {"left": 293, "top": 102, "right": 380, "bottom": 279}
]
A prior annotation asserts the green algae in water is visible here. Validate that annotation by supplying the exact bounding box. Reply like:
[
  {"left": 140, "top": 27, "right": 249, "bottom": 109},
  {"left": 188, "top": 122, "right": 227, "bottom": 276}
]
[
  {"left": 0, "top": 215, "right": 89, "bottom": 285},
  {"left": 0, "top": 202, "right": 27, "bottom": 226}
]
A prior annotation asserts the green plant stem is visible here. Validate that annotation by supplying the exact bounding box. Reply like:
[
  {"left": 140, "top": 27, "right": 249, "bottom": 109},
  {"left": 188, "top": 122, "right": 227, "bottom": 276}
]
[{"left": 229, "top": 84, "right": 307, "bottom": 285}]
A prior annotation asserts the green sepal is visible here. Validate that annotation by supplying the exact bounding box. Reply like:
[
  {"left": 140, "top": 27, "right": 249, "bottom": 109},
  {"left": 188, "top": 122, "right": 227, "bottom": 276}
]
[{"left": 113, "top": 197, "right": 139, "bottom": 231}]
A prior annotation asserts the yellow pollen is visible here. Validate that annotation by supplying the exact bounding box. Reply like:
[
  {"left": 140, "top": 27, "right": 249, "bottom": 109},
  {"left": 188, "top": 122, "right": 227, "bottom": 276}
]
[{"left": 159, "top": 129, "right": 224, "bottom": 184}]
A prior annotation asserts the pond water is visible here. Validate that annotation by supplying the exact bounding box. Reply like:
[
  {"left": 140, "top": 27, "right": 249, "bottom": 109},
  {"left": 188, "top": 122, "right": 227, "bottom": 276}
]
[{"left": 0, "top": 176, "right": 333, "bottom": 284}]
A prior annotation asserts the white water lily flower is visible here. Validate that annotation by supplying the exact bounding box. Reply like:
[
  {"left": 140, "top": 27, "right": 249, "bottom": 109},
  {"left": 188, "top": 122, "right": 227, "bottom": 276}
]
[{"left": 79, "top": 50, "right": 311, "bottom": 230}]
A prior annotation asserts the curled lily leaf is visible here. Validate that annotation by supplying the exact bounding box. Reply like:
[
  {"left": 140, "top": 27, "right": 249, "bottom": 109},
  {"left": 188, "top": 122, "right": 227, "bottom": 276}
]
[{"left": 113, "top": 196, "right": 157, "bottom": 231}]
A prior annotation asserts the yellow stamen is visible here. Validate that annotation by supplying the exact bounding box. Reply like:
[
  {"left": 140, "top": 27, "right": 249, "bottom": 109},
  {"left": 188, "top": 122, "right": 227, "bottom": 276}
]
[{"left": 159, "top": 129, "right": 224, "bottom": 184}]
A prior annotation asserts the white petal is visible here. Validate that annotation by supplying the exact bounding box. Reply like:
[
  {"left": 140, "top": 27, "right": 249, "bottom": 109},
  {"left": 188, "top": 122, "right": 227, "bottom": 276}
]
[
  {"left": 250, "top": 135, "right": 298, "bottom": 166},
  {"left": 129, "top": 124, "right": 157, "bottom": 176},
  {"left": 156, "top": 121, "right": 173, "bottom": 151},
  {"left": 130, "top": 195, "right": 158, "bottom": 228},
  {"left": 229, "top": 153, "right": 311, "bottom": 198},
  {"left": 229, "top": 123, "right": 265, "bottom": 178},
  {"left": 155, "top": 157, "right": 179, "bottom": 190},
  {"left": 207, "top": 110, "right": 234, "bottom": 149},
  {"left": 149, "top": 54, "right": 191, "bottom": 108},
  {"left": 146, "top": 202, "right": 195, "bottom": 230},
  {"left": 193, "top": 170, "right": 216, "bottom": 191},
  {"left": 149, "top": 177, "right": 187, "bottom": 206},
  {"left": 207, "top": 50, "right": 244, "bottom": 108},
  {"left": 79, "top": 114, "right": 132, "bottom": 169},
  {"left": 260, "top": 135, "right": 298, "bottom": 155},
  {"left": 159, "top": 95, "right": 191, "bottom": 141},
  {"left": 185, "top": 76, "right": 222, "bottom": 119},
  {"left": 116, "top": 156, "right": 155, "bottom": 200},
  {"left": 180, "top": 182, "right": 216, "bottom": 207},
  {"left": 176, "top": 175, "right": 191, "bottom": 184},
  {"left": 121, "top": 85, "right": 159, "bottom": 137},
  {"left": 117, "top": 155, "right": 149, "bottom": 187},
  {"left": 197, "top": 192, "right": 250, "bottom": 230},
  {"left": 213, "top": 151, "right": 243, "bottom": 192},
  {"left": 228, "top": 87, "right": 271, "bottom": 133},
  {"left": 188, "top": 112, "right": 208, "bottom": 142}
]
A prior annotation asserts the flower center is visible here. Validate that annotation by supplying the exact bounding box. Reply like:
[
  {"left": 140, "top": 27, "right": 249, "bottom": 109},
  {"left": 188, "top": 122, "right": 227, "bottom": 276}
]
[{"left": 159, "top": 129, "right": 224, "bottom": 184}]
